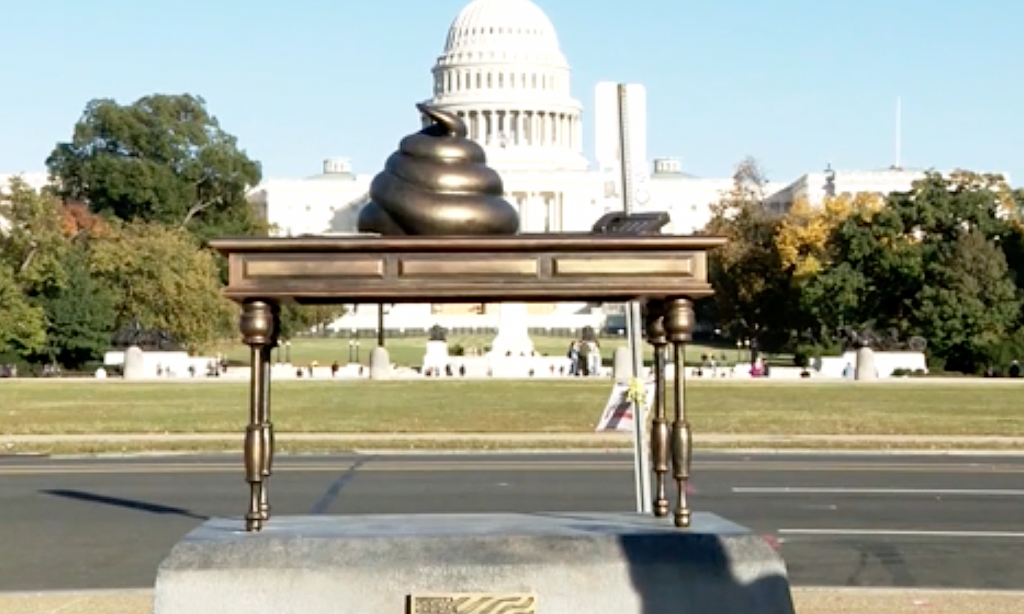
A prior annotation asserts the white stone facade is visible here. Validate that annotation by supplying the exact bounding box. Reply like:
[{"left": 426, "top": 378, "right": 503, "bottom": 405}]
[
  {"left": 0, "top": 172, "right": 49, "bottom": 194},
  {"left": 764, "top": 166, "right": 1014, "bottom": 213},
  {"left": 245, "top": 159, "right": 371, "bottom": 237}
]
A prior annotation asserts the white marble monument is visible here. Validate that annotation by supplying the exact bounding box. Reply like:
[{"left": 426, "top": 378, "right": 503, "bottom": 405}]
[
  {"left": 122, "top": 346, "right": 145, "bottom": 380},
  {"left": 489, "top": 302, "right": 535, "bottom": 358},
  {"left": 422, "top": 341, "right": 451, "bottom": 375}
]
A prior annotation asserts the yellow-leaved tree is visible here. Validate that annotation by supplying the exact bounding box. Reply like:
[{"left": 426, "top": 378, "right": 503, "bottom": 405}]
[
  {"left": 89, "top": 220, "right": 238, "bottom": 352},
  {"left": 774, "top": 192, "right": 884, "bottom": 280}
]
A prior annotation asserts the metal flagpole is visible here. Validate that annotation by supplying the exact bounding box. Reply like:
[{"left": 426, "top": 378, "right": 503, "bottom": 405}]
[{"left": 617, "top": 83, "right": 653, "bottom": 514}]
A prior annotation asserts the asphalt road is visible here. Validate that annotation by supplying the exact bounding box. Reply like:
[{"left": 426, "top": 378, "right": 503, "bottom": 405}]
[{"left": 2, "top": 451, "right": 1024, "bottom": 592}]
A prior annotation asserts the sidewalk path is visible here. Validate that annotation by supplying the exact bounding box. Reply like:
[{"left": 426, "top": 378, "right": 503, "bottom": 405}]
[
  {"left": 4, "top": 431, "right": 1024, "bottom": 449},
  {"left": 1, "top": 588, "right": 1021, "bottom": 614},
  {"left": 4, "top": 432, "right": 1024, "bottom": 444}
]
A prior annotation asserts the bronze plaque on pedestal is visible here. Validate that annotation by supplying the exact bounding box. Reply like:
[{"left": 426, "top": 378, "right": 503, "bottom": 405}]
[{"left": 408, "top": 593, "right": 537, "bottom": 614}]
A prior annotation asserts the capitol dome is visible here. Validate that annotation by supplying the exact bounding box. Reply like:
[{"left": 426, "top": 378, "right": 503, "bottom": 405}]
[
  {"left": 425, "top": 0, "right": 587, "bottom": 173},
  {"left": 441, "top": 0, "right": 566, "bottom": 66}
]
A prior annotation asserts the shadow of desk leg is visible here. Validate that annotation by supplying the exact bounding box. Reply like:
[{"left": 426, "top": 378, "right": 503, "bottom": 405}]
[{"left": 239, "top": 300, "right": 280, "bottom": 532}]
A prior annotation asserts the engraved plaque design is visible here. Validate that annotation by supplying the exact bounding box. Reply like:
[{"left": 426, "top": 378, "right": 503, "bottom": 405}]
[{"left": 409, "top": 593, "right": 537, "bottom": 614}]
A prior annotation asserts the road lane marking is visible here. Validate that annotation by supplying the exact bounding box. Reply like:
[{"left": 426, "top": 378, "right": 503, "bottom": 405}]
[
  {"left": 733, "top": 487, "right": 1024, "bottom": 496},
  {"left": 0, "top": 462, "right": 630, "bottom": 476},
  {"left": 778, "top": 528, "right": 1024, "bottom": 538},
  {"left": 3, "top": 459, "right": 1024, "bottom": 476}
]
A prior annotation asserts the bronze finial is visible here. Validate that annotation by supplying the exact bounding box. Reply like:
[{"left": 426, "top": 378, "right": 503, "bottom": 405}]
[{"left": 357, "top": 104, "right": 520, "bottom": 236}]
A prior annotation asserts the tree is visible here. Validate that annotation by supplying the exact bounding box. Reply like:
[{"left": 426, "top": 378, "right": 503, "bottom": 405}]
[
  {"left": 913, "top": 229, "right": 1019, "bottom": 372},
  {"left": 731, "top": 155, "right": 770, "bottom": 202},
  {"left": 704, "top": 157, "right": 794, "bottom": 350},
  {"left": 89, "top": 220, "right": 238, "bottom": 352},
  {"left": 806, "top": 171, "right": 1021, "bottom": 371},
  {"left": 1, "top": 179, "right": 122, "bottom": 367},
  {"left": 60, "top": 201, "right": 114, "bottom": 240},
  {"left": 33, "top": 245, "right": 117, "bottom": 369},
  {"left": 985, "top": 183, "right": 1024, "bottom": 301},
  {"left": 0, "top": 176, "right": 70, "bottom": 295},
  {"left": 0, "top": 263, "right": 46, "bottom": 358},
  {"left": 0, "top": 178, "right": 63, "bottom": 360},
  {"left": 46, "top": 94, "right": 267, "bottom": 244},
  {"left": 775, "top": 192, "right": 883, "bottom": 280}
]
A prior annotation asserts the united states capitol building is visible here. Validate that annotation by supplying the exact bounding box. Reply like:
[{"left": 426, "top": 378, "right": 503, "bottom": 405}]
[{"left": 244, "top": 0, "right": 1005, "bottom": 335}]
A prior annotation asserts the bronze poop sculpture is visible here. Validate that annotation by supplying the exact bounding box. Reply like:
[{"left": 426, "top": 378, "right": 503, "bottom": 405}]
[{"left": 357, "top": 104, "right": 520, "bottom": 236}]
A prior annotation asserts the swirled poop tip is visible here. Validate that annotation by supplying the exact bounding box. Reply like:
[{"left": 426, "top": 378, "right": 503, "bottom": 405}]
[{"left": 357, "top": 104, "right": 520, "bottom": 236}]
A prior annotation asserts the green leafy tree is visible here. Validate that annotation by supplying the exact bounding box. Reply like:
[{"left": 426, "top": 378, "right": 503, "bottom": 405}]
[
  {"left": 89, "top": 220, "right": 238, "bottom": 352},
  {"left": 704, "top": 157, "right": 794, "bottom": 350},
  {"left": 0, "top": 263, "right": 46, "bottom": 358},
  {"left": 801, "top": 197, "right": 922, "bottom": 336},
  {"left": 0, "top": 177, "right": 64, "bottom": 360},
  {"left": 807, "top": 171, "right": 1020, "bottom": 371},
  {"left": 995, "top": 187, "right": 1024, "bottom": 301},
  {"left": 46, "top": 94, "right": 267, "bottom": 244},
  {"left": 0, "top": 176, "right": 70, "bottom": 295},
  {"left": 913, "top": 229, "right": 1020, "bottom": 371},
  {"left": 33, "top": 245, "right": 117, "bottom": 369}
]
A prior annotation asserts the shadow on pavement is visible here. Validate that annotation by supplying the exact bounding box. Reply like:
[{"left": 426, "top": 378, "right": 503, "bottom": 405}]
[
  {"left": 40, "top": 489, "right": 208, "bottom": 521},
  {"left": 622, "top": 532, "right": 796, "bottom": 614}
]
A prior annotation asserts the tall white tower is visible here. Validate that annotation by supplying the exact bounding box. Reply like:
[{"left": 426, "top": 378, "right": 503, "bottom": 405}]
[{"left": 594, "top": 82, "right": 649, "bottom": 207}]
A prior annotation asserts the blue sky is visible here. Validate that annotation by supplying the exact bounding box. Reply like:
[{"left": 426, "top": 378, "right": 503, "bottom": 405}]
[{"left": 1, "top": 0, "right": 1020, "bottom": 186}]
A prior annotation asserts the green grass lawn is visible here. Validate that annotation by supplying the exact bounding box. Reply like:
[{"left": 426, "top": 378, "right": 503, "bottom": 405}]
[
  {"left": 211, "top": 334, "right": 764, "bottom": 369},
  {"left": 2, "top": 380, "right": 1021, "bottom": 437}
]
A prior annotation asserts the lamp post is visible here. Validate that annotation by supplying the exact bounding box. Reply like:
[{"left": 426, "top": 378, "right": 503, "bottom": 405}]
[
  {"left": 377, "top": 304, "right": 384, "bottom": 346},
  {"left": 377, "top": 304, "right": 393, "bottom": 347},
  {"left": 348, "top": 330, "right": 361, "bottom": 363},
  {"left": 284, "top": 340, "right": 291, "bottom": 364}
]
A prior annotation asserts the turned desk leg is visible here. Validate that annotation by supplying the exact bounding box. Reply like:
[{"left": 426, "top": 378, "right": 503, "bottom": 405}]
[
  {"left": 645, "top": 300, "right": 670, "bottom": 517},
  {"left": 259, "top": 333, "right": 276, "bottom": 522},
  {"left": 240, "top": 300, "right": 279, "bottom": 532},
  {"left": 665, "top": 298, "right": 695, "bottom": 528}
]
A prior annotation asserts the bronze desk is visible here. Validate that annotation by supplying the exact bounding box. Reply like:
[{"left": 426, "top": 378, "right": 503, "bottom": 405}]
[{"left": 211, "top": 234, "right": 726, "bottom": 531}]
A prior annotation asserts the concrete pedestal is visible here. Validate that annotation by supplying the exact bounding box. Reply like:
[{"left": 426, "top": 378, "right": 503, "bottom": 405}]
[
  {"left": 489, "top": 302, "right": 534, "bottom": 358},
  {"left": 369, "top": 346, "right": 390, "bottom": 380},
  {"left": 612, "top": 346, "right": 632, "bottom": 382},
  {"left": 153, "top": 512, "right": 794, "bottom": 614},
  {"left": 855, "top": 346, "right": 877, "bottom": 381},
  {"left": 421, "top": 340, "right": 450, "bottom": 376},
  {"left": 122, "top": 346, "right": 145, "bottom": 380}
]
